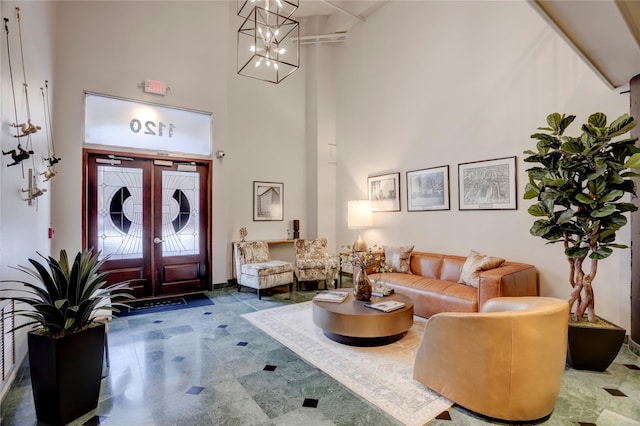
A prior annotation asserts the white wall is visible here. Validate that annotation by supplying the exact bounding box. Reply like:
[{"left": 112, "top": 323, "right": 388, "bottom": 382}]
[
  {"left": 0, "top": 0, "right": 55, "bottom": 398},
  {"left": 50, "top": 1, "right": 311, "bottom": 283},
  {"left": 1, "top": 0, "right": 54, "bottom": 277},
  {"left": 304, "top": 16, "right": 338, "bottom": 250},
  {"left": 227, "top": 4, "right": 307, "bottom": 269},
  {"left": 51, "top": 1, "right": 216, "bottom": 282},
  {"left": 335, "top": 1, "right": 632, "bottom": 329}
]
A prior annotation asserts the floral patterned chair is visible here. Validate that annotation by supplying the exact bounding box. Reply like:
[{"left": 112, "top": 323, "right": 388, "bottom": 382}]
[
  {"left": 294, "top": 238, "right": 339, "bottom": 291},
  {"left": 234, "top": 241, "right": 294, "bottom": 299}
]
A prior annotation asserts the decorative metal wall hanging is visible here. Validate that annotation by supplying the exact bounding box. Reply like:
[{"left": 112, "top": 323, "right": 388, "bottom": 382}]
[
  {"left": 21, "top": 168, "right": 47, "bottom": 206},
  {"left": 2, "top": 8, "right": 40, "bottom": 176},
  {"left": 40, "top": 80, "right": 61, "bottom": 180}
]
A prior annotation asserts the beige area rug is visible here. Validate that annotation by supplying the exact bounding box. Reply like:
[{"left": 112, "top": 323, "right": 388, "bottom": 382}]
[{"left": 242, "top": 302, "right": 452, "bottom": 426}]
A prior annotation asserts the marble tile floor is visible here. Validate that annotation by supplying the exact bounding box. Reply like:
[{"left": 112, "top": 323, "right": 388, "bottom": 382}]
[{"left": 0, "top": 281, "right": 639, "bottom": 426}]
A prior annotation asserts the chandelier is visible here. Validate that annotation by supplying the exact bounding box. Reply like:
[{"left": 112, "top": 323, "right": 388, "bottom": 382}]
[
  {"left": 237, "top": 0, "right": 298, "bottom": 19},
  {"left": 237, "top": 0, "right": 300, "bottom": 84}
]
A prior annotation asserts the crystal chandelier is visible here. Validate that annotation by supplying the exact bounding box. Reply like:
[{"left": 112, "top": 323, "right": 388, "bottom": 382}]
[{"left": 237, "top": 0, "right": 300, "bottom": 84}]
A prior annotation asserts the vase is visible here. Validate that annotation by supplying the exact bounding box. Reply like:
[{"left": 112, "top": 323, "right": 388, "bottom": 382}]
[
  {"left": 353, "top": 267, "right": 372, "bottom": 301},
  {"left": 567, "top": 317, "right": 626, "bottom": 371},
  {"left": 28, "top": 323, "right": 106, "bottom": 425}
]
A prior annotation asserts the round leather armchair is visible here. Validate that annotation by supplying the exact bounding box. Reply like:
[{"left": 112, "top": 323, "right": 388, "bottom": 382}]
[{"left": 413, "top": 296, "right": 569, "bottom": 421}]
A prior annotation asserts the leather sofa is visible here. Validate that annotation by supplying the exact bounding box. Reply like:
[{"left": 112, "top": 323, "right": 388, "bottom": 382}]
[
  {"left": 413, "top": 297, "right": 569, "bottom": 421},
  {"left": 367, "top": 251, "right": 538, "bottom": 318}
]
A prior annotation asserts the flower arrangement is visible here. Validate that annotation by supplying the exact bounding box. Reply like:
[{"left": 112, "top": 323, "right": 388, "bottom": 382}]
[
  {"left": 343, "top": 244, "right": 384, "bottom": 270},
  {"left": 372, "top": 261, "right": 393, "bottom": 295},
  {"left": 342, "top": 244, "right": 389, "bottom": 301},
  {"left": 341, "top": 244, "right": 395, "bottom": 275}
]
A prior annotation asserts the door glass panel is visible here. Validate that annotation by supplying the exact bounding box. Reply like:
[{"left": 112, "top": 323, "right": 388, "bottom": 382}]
[
  {"left": 97, "top": 165, "right": 144, "bottom": 259},
  {"left": 161, "top": 170, "right": 200, "bottom": 256}
]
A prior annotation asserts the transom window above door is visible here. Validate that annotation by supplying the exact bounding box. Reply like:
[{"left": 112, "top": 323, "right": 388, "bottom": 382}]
[{"left": 83, "top": 92, "right": 213, "bottom": 156}]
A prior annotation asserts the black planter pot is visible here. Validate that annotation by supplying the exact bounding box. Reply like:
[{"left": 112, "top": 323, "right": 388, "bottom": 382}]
[
  {"left": 567, "top": 318, "right": 625, "bottom": 372},
  {"left": 28, "top": 323, "right": 105, "bottom": 426}
]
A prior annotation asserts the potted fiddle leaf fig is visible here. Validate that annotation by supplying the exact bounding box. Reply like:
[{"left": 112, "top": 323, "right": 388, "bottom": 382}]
[
  {"left": 523, "top": 112, "right": 640, "bottom": 371},
  {"left": 0, "top": 249, "right": 133, "bottom": 425}
]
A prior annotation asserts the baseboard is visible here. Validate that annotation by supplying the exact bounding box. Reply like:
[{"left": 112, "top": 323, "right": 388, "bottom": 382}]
[
  {"left": 630, "top": 337, "right": 640, "bottom": 356},
  {"left": 0, "top": 350, "right": 27, "bottom": 404},
  {"left": 214, "top": 280, "right": 236, "bottom": 289}
]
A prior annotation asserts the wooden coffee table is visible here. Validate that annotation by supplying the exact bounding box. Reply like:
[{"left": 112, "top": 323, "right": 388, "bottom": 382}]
[{"left": 312, "top": 289, "right": 414, "bottom": 346}]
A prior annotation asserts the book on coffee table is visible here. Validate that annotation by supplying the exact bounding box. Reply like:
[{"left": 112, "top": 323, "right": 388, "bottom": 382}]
[
  {"left": 364, "top": 300, "right": 406, "bottom": 313},
  {"left": 371, "top": 288, "right": 395, "bottom": 297},
  {"left": 314, "top": 291, "right": 349, "bottom": 303}
]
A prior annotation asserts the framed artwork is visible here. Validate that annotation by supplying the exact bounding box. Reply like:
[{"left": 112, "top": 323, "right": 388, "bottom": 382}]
[
  {"left": 368, "top": 172, "right": 401, "bottom": 212},
  {"left": 253, "top": 181, "right": 284, "bottom": 221},
  {"left": 458, "top": 156, "right": 517, "bottom": 210},
  {"left": 406, "top": 165, "right": 450, "bottom": 211}
]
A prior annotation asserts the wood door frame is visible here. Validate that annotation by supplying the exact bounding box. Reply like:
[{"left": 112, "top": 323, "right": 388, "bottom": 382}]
[{"left": 82, "top": 148, "right": 213, "bottom": 297}]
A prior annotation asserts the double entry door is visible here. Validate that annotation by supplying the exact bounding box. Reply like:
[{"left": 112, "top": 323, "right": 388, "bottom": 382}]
[{"left": 86, "top": 151, "right": 210, "bottom": 298}]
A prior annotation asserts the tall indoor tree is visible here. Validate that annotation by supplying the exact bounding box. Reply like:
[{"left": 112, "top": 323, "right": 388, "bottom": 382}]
[{"left": 524, "top": 112, "right": 640, "bottom": 323}]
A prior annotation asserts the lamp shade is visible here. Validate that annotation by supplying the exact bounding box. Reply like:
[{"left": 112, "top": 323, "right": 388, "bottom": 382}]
[{"left": 348, "top": 200, "right": 373, "bottom": 229}]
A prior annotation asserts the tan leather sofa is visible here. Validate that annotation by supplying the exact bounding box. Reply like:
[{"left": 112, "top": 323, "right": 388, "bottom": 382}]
[
  {"left": 413, "top": 297, "right": 569, "bottom": 421},
  {"left": 367, "top": 251, "right": 538, "bottom": 318}
]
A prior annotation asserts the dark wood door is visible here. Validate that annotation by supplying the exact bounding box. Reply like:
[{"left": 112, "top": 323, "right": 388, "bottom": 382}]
[{"left": 86, "top": 152, "right": 210, "bottom": 298}]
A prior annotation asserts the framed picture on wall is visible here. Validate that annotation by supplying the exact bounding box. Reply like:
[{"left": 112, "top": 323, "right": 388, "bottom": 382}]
[
  {"left": 458, "top": 156, "right": 517, "bottom": 210},
  {"left": 406, "top": 165, "right": 450, "bottom": 211},
  {"left": 253, "top": 181, "right": 284, "bottom": 221},
  {"left": 368, "top": 172, "right": 401, "bottom": 212}
]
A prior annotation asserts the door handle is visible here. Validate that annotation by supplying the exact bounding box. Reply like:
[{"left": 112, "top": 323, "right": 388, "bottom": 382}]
[{"left": 153, "top": 237, "right": 164, "bottom": 244}]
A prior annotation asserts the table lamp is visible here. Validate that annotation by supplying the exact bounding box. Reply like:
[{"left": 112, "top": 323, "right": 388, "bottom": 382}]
[{"left": 348, "top": 200, "right": 373, "bottom": 252}]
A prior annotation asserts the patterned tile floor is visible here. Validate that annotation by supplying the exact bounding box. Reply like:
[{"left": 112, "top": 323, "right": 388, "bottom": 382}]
[{"left": 1, "top": 279, "right": 639, "bottom": 425}]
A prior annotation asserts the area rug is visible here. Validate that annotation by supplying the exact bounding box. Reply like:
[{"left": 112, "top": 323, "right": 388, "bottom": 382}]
[
  {"left": 242, "top": 302, "right": 452, "bottom": 426},
  {"left": 117, "top": 293, "right": 213, "bottom": 317}
]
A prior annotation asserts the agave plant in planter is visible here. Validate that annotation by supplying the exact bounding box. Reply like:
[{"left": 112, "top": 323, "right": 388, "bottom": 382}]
[
  {"left": 523, "top": 112, "right": 640, "bottom": 371},
  {"left": 0, "top": 249, "right": 133, "bottom": 425}
]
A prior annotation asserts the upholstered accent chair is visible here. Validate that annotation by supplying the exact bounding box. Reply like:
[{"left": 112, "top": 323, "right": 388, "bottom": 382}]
[
  {"left": 294, "top": 238, "right": 339, "bottom": 291},
  {"left": 413, "top": 297, "right": 569, "bottom": 422},
  {"left": 234, "top": 241, "right": 294, "bottom": 299}
]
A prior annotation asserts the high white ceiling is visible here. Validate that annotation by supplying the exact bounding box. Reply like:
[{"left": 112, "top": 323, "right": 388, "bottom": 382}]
[
  {"left": 295, "top": 0, "right": 388, "bottom": 36},
  {"left": 290, "top": 0, "right": 640, "bottom": 89},
  {"left": 531, "top": 0, "right": 640, "bottom": 89}
]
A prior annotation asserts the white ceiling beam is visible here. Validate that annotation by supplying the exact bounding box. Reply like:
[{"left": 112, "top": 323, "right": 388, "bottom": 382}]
[
  {"left": 319, "top": 0, "right": 366, "bottom": 22},
  {"left": 292, "top": 32, "right": 348, "bottom": 44},
  {"left": 528, "top": 0, "right": 615, "bottom": 89}
]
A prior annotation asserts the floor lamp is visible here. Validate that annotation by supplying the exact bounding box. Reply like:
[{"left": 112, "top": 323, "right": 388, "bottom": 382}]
[{"left": 348, "top": 200, "right": 373, "bottom": 252}]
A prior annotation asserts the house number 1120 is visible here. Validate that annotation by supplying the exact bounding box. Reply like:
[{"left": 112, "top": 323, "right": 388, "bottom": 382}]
[{"left": 129, "top": 119, "right": 175, "bottom": 137}]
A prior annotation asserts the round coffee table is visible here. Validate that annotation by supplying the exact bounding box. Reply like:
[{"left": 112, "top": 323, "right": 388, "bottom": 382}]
[{"left": 312, "top": 289, "right": 414, "bottom": 346}]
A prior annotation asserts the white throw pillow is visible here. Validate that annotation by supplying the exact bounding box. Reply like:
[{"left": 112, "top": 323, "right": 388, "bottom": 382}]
[
  {"left": 458, "top": 250, "right": 505, "bottom": 287},
  {"left": 383, "top": 245, "right": 414, "bottom": 274}
]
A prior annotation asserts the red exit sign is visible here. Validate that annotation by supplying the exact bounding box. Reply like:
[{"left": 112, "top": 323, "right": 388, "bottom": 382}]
[{"left": 144, "top": 79, "right": 166, "bottom": 95}]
